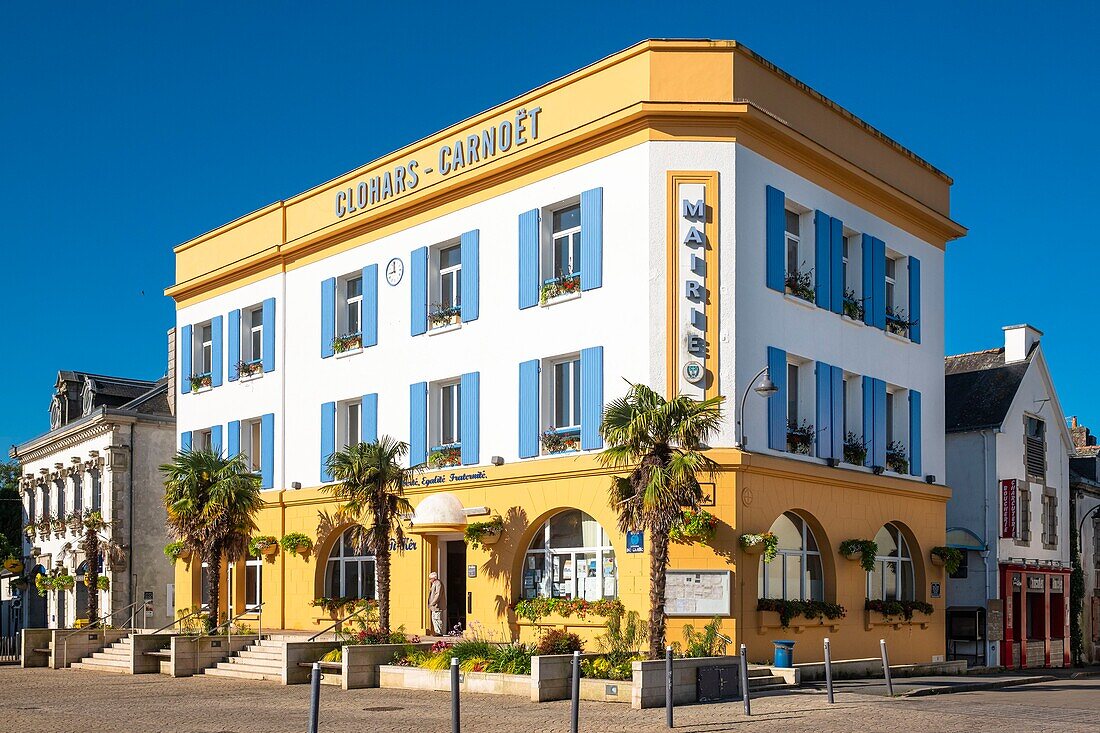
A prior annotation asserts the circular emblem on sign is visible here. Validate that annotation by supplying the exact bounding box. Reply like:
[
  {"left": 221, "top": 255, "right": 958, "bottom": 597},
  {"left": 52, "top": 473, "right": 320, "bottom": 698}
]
[
  {"left": 682, "top": 360, "right": 705, "bottom": 384},
  {"left": 385, "top": 257, "right": 404, "bottom": 286}
]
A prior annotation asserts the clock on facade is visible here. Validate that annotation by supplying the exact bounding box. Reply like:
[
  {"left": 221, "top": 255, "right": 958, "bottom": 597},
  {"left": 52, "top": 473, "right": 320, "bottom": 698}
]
[{"left": 385, "top": 257, "right": 404, "bottom": 286}]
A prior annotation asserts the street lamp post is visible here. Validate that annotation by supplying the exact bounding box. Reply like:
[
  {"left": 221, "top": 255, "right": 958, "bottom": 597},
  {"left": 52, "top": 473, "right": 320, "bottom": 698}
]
[{"left": 733, "top": 366, "right": 779, "bottom": 450}]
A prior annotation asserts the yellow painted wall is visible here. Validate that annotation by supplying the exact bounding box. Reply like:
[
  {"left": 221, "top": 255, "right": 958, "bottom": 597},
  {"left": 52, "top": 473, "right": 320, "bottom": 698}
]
[{"left": 173, "top": 450, "right": 948, "bottom": 665}]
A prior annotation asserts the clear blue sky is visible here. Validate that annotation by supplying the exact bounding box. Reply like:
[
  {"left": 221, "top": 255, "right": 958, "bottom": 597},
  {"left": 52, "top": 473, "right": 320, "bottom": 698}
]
[{"left": 2, "top": 1, "right": 1097, "bottom": 451}]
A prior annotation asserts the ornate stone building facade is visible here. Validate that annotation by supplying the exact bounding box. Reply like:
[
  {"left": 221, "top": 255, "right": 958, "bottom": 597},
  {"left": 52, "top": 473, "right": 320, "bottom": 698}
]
[{"left": 10, "top": 371, "right": 176, "bottom": 629}]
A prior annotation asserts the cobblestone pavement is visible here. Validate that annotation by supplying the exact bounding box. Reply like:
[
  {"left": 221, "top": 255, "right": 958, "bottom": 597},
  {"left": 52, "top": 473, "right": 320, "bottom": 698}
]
[{"left": 2, "top": 666, "right": 1097, "bottom": 733}]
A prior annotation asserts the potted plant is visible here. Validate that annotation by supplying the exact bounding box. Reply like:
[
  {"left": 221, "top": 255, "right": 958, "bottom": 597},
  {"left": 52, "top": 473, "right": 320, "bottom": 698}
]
[
  {"left": 885, "top": 441, "right": 909, "bottom": 474},
  {"left": 786, "top": 420, "right": 815, "bottom": 455},
  {"left": 931, "top": 546, "right": 963, "bottom": 574},
  {"left": 35, "top": 573, "right": 53, "bottom": 594},
  {"left": 428, "top": 303, "right": 462, "bottom": 329},
  {"left": 236, "top": 359, "right": 263, "bottom": 378},
  {"left": 464, "top": 516, "right": 503, "bottom": 550},
  {"left": 885, "top": 306, "right": 915, "bottom": 338},
  {"left": 189, "top": 373, "right": 213, "bottom": 391},
  {"left": 95, "top": 576, "right": 110, "bottom": 591},
  {"left": 739, "top": 531, "right": 779, "bottom": 562},
  {"left": 839, "top": 539, "right": 878, "bottom": 572},
  {"left": 842, "top": 287, "right": 865, "bottom": 320},
  {"left": 540, "top": 428, "right": 580, "bottom": 454},
  {"left": 163, "top": 541, "right": 190, "bottom": 563},
  {"left": 332, "top": 332, "right": 363, "bottom": 353},
  {"left": 280, "top": 532, "right": 313, "bottom": 555},
  {"left": 784, "top": 265, "right": 815, "bottom": 302},
  {"left": 865, "top": 598, "right": 934, "bottom": 622},
  {"left": 55, "top": 573, "right": 76, "bottom": 591},
  {"left": 669, "top": 509, "right": 719, "bottom": 543},
  {"left": 249, "top": 535, "right": 279, "bottom": 557},
  {"left": 429, "top": 444, "right": 461, "bottom": 468},
  {"left": 540, "top": 272, "right": 581, "bottom": 303},
  {"left": 843, "top": 432, "right": 867, "bottom": 466}
]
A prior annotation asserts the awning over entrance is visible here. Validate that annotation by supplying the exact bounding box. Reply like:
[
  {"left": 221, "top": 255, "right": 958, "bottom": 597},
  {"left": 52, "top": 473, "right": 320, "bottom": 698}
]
[{"left": 406, "top": 493, "right": 468, "bottom": 534}]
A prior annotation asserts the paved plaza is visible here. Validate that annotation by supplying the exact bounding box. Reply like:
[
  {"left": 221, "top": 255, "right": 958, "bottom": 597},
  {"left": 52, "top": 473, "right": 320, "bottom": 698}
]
[{"left": 2, "top": 666, "right": 1098, "bottom": 733}]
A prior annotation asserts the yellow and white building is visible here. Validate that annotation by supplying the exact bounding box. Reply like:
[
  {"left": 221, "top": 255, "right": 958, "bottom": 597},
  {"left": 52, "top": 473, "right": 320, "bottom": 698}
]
[{"left": 167, "top": 40, "right": 965, "bottom": 664}]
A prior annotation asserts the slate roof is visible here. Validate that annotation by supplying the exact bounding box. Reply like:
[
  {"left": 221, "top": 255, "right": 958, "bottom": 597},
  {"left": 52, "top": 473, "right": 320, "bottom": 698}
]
[{"left": 944, "top": 347, "right": 1031, "bottom": 433}]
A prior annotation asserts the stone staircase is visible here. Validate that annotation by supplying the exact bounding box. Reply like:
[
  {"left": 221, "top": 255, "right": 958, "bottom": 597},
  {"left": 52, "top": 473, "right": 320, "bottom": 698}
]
[
  {"left": 70, "top": 634, "right": 132, "bottom": 674},
  {"left": 203, "top": 638, "right": 284, "bottom": 681},
  {"left": 746, "top": 665, "right": 795, "bottom": 692}
]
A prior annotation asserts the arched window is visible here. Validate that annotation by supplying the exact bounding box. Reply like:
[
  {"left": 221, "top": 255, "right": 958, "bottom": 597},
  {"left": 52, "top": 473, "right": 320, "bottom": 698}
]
[
  {"left": 758, "top": 512, "right": 823, "bottom": 601},
  {"left": 868, "top": 523, "right": 914, "bottom": 601},
  {"left": 522, "top": 510, "right": 617, "bottom": 601},
  {"left": 323, "top": 528, "right": 377, "bottom": 600}
]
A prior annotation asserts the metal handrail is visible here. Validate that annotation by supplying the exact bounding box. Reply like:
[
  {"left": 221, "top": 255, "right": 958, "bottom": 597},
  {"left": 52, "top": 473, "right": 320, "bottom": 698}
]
[
  {"left": 60, "top": 598, "right": 144, "bottom": 641},
  {"left": 307, "top": 603, "right": 370, "bottom": 642},
  {"left": 149, "top": 607, "right": 204, "bottom": 636},
  {"left": 191, "top": 602, "right": 265, "bottom": 642}
]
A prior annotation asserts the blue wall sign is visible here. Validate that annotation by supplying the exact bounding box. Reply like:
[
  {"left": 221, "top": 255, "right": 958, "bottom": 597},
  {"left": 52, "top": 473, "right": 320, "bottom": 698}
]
[{"left": 626, "top": 530, "right": 644, "bottom": 553}]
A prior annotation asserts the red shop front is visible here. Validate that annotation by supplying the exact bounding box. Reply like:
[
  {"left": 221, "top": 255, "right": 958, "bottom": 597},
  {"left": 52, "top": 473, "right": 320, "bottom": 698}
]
[{"left": 999, "top": 563, "right": 1071, "bottom": 668}]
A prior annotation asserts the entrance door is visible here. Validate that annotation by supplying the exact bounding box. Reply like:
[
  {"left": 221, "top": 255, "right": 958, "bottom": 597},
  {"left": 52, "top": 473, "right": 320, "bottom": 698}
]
[
  {"left": 444, "top": 541, "right": 467, "bottom": 634},
  {"left": 56, "top": 589, "right": 67, "bottom": 628}
]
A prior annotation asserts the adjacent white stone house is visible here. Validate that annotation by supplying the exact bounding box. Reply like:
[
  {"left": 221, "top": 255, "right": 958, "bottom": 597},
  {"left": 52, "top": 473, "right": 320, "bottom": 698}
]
[
  {"left": 10, "top": 371, "right": 176, "bottom": 630},
  {"left": 944, "top": 325, "right": 1074, "bottom": 669}
]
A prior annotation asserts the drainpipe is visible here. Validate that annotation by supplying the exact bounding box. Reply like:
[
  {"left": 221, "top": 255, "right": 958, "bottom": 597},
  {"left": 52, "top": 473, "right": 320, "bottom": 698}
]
[
  {"left": 128, "top": 424, "right": 135, "bottom": 620},
  {"left": 980, "top": 428, "right": 998, "bottom": 666}
]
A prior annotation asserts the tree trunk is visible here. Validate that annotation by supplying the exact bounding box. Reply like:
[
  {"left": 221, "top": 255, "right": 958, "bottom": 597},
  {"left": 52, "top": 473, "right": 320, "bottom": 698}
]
[
  {"left": 648, "top": 526, "right": 671, "bottom": 659},
  {"left": 376, "top": 547, "right": 391, "bottom": 631},
  {"left": 205, "top": 550, "right": 222, "bottom": 632},
  {"left": 82, "top": 527, "right": 100, "bottom": 626}
]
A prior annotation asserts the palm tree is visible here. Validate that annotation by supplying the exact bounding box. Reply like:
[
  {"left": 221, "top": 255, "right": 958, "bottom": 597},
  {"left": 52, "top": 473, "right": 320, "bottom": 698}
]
[
  {"left": 161, "top": 449, "right": 263, "bottom": 632},
  {"left": 600, "top": 383, "right": 724, "bottom": 658},
  {"left": 323, "top": 436, "right": 419, "bottom": 631},
  {"left": 78, "top": 511, "right": 124, "bottom": 626}
]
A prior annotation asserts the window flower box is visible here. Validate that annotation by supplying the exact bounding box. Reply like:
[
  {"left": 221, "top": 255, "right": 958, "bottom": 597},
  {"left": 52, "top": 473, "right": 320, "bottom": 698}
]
[
  {"left": 842, "top": 432, "right": 867, "bottom": 466},
  {"left": 429, "top": 444, "right": 461, "bottom": 468},
  {"left": 428, "top": 304, "right": 462, "bottom": 330},
  {"left": 786, "top": 420, "right": 815, "bottom": 455},
  {"left": 842, "top": 288, "right": 865, "bottom": 321},
  {"left": 863, "top": 599, "right": 933, "bottom": 630},
  {"left": 540, "top": 427, "right": 580, "bottom": 454},
  {"left": 784, "top": 267, "right": 815, "bottom": 303},
  {"left": 885, "top": 441, "right": 909, "bottom": 474},
  {"left": 540, "top": 273, "right": 581, "bottom": 304},
  {"left": 236, "top": 359, "right": 263, "bottom": 379},
  {"left": 333, "top": 333, "right": 363, "bottom": 354},
  {"left": 189, "top": 373, "right": 213, "bottom": 392},
  {"left": 885, "top": 306, "right": 916, "bottom": 339}
]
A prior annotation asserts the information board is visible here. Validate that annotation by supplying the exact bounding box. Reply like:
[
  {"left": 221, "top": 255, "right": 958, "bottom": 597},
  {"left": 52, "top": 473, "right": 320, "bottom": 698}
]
[{"left": 665, "top": 570, "right": 731, "bottom": 617}]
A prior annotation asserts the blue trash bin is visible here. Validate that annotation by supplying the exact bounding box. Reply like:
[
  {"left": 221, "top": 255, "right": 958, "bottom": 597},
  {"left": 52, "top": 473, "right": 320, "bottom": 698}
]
[{"left": 773, "top": 640, "right": 795, "bottom": 668}]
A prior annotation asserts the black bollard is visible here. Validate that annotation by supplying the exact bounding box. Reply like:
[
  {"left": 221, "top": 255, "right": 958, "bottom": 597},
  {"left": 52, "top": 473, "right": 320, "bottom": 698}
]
[
  {"left": 665, "top": 645, "right": 674, "bottom": 728},
  {"left": 739, "top": 644, "right": 751, "bottom": 716},
  {"left": 308, "top": 661, "right": 321, "bottom": 733},
  {"left": 451, "top": 657, "right": 461, "bottom": 733},
  {"left": 824, "top": 637, "right": 835, "bottom": 704},
  {"left": 571, "top": 650, "right": 580, "bottom": 733}
]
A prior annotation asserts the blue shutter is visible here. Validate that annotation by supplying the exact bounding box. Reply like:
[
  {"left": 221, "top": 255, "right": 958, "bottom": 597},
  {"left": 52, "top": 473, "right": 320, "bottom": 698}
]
[
  {"left": 872, "top": 237, "right": 886, "bottom": 330},
  {"left": 909, "top": 390, "right": 922, "bottom": 477},
  {"left": 321, "top": 277, "right": 336, "bottom": 358},
  {"left": 830, "top": 365, "right": 844, "bottom": 459},
  {"left": 874, "top": 378, "right": 888, "bottom": 468},
  {"left": 228, "top": 309, "right": 241, "bottom": 382},
  {"left": 409, "top": 382, "right": 427, "bottom": 466},
  {"left": 908, "top": 256, "right": 921, "bottom": 344},
  {"left": 410, "top": 247, "right": 428, "bottom": 336},
  {"left": 580, "top": 187, "right": 603, "bottom": 291},
  {"left": 460, "top": 230, "right": 479, "bottom": 322},
  {"left": 815, "top": 361, "right": 833, "bottom": 459},
  {"left": 861, "top": 234, "right": 874, "bottom": 327},
  {"left": 460, "top": 372, "right": 480, "bottom": 465},
  {"left": 580, "top": 346, "right": 604, "bottom": 450},
  {"left": 227, "top": 420, "right": 240, "bottom": 458},
  {"left": 261, "top": 413, "right": 274, "bottom": 489},
  {"left": 262, "top": 297, "right": 276, "bottom": 372},
  {"left": 180, "top": 431, "right": 192, "bottom": 452},
  {"left": 210, "top": 424, "right": 223, "bottom": 455},
  {"left": 518, "top": 209, "right": 540, "bottom": 309},
  {"left": 518, "top": 359, "right": 541, "bottom": 458},
  {"left": 830, "top": 217, "right": 844, "bottom": 314},
  {"left": 320, "top": 402, "right": 335, "bottom": 482},
  {"left": 765, "top": 186, "right": 785, "bottom": 292},
  {"left": 862, "top": 376, "right": 875, "bottom": 468},
  {"left": 362, "top": 264, "right": 378, "bottom": 347},
  {"left": 767, "top": 346, "right": 787, "bottom": 451},
  {"left": 361, "top": 393, "right": 378, "bottom": 444},
  {"left": 814, "top": 211, "right": 831, "bottom": 308},
  {"left": 180, "top": 325, "right": 192, "bottom": 393},
  {"left": 210, "top": 315, "right": 223, "bottom": 387}
]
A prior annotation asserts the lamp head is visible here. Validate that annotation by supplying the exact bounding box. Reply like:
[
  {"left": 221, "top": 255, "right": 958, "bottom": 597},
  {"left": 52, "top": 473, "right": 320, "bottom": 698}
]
[{"left": 754, "top": 375, "right": 779, "bottom": 398}]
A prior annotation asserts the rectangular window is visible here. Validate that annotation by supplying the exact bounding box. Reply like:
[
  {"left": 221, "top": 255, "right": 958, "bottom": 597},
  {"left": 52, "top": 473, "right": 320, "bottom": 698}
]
[
  {"left": 439, "top": 381, "right": 461, "bottom": 445},
  {"left": 1025, "top": 417, "right": 1046, "bottom": 480},
  {"left": 1042, "top": 493, "right": 1058, "bottom": 547},
  {"left": 551, "top": 204, "right": 581, "bottom": 279},
  {"left": 194, "top": 429, "right": 213, "bottom": 452},
  {"left": 438, "top": 244, "right": 462, "bottom": 311},
  {"left": 785, "top": 210, "right": 800, "bottom": 275},
  {"left": 244, "top": 558, "right": 262, "bottom": 612},
  {"left": 885, "top": 256, "right": 897, "bottom": 311},
  {"left": 241, "top": 419, "right": 262, "bottom": 473},
  {"left": 787, "top": 363, "right": 799, "bottom": 424},
  {"left": 886, "top": 391, "right": 895, "bottom": 445},
  {"left": 841, "top": 238, "right": 849, "bottom": 294},
  {"left": 553, "top": 358, "right": 581, "bottom": 429},
  {"left": 344, "top": 275, "right": 363, "bottom": 338},
  {"left": 247, "top": 306, "right": 263, "bottom": 363},
  {"left": 338, "top": 400, "right": 361, "bottom": 450},
  {"left": 948, "top": 550, "right": 969, "bottom": 580},
  {"left": 195, "top": 322, "right": 213, "bottom": 376},
  {"left": 1018, "top": 484, "right": 1032, "bottom": 542},
  {"left": 200, "top": 562, "right": 211, "bottom": 610}
]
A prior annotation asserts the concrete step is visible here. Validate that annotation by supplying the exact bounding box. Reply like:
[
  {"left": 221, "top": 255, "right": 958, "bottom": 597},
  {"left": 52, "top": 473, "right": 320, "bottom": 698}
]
[
  {"left": 748, "top": 675, "right": 793, "bottom": 691},
  {"left": 216, "top": 659, "right": 283, "bottom": 674},
  {"left": 89, "top": 651, "right": 130, "bottom": 663},
  {"left": 84, "top": 655, "right": 129, "bottom": 668},
  {"left": 70, "top": 660, "right": 129, "bottom": 674},
  {"left": 203, "top": 665, "right": 282, "bottom": 682},
  {"left": 236, "top": 649, "right": 283, "bottom": 662}
]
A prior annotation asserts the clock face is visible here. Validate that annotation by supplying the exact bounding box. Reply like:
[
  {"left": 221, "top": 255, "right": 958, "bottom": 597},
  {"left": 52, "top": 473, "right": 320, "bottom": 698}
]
[{"left": 385, "top": 257, "right": 404, "bottom": 286}]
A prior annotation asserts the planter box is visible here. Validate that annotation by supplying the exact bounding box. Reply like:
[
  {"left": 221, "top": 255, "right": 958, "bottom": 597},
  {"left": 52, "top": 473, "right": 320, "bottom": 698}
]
[
  {"left": 756, "top": 610, "right": 841, "bottom": 634},
  {"left": 863, "top": 609, "right": 932, "bottom": 631},
  {"left": 379, "top": 664, "right": 530, "bottom": 697},
  {"left": 342, "top": 642, "right": 434, "bottom": 690}
]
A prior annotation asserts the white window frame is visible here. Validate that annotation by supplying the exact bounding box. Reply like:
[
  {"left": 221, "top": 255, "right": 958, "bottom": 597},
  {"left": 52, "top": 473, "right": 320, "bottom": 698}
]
[
  {"left": 758, "top": 512, "right": 823, "bottom": 601},
  {"left": 438, "top": 243, "right": 462, "bottom": 312},
  {"left": 522, "top": 510, "right": 617, "bottom": 602},
  {"left": 551, "top": 356, "right": 581, "bottom": 430},
  {"left": 242, "top": 418, "right": 263, "bottom": 473},
  {"left": 435, "top": 380, "right": 462, "bottom": 448},
  {"left": 785, "top": 209, "right": 801, "bottom": 276},
  {"left": 324, "top": 528, "right": 378, "bottom": 600},
  {"left": 244, "top": 557, "right": 262, "bottom": 612},
  {"left": 885, "top": 255, "right": 897, "bottom": 312},
  {"left": 550, "top": 203, "right": 581, "bottom": 280},
  {"left": 200, "top": 561, "right": 211, "bottom": 611},
  {"left": 867, "top": 523, "right": 914, "bottom": 601},
  {"left": 194, "top": 321, "right": 213, "bottom": 377},
  {"left": 787, "top": 361, "right": 800, "bottom": 425},
  {"left": 245, "top": 305, "right": 264, "bottom": 364},
  {"left": 194, "top": 429, "right": 213, "bottom": 453},
  {"left": 338, "top": 399, "right": 362, "bottom": 450},
  {"left": 337, "top": 273, "right": 363, "bottom": 340}
]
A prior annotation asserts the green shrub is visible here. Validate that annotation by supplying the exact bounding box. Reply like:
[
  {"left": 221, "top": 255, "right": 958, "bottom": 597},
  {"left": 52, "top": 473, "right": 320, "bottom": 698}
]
[
  {"left": 487, "top": 643, "right": 534, "bottom": 675},
  {"left": 677, "top": 617, "right": 729, "bottom": 658},
  {"left": 535, "top": 628, "right": 584, "bottom": 655}
]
